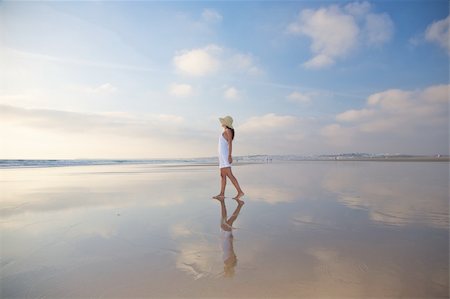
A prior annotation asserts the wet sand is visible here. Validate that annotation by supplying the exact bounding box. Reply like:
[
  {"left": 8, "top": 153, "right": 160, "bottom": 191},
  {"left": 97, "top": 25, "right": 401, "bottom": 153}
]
[{"left": 1, "top": 162, "right": 448, "bottom": 298}]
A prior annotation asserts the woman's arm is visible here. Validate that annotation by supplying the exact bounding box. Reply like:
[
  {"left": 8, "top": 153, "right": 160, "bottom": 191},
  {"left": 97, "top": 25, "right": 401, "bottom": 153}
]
[{"left": 225, "top": 129, "right": 233, "bottom": 163}]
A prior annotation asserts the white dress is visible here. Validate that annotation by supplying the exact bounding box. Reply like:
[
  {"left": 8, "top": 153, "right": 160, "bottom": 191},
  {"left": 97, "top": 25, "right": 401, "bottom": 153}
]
[
  {"left": 221, "top": 229, "right": 234, "bottom": 262},
  {"left": 220, "top": 219, "right": 234, "bottom": 262},
  {"left": 218, "top": 134, "right": 231, "bottom": 168}
]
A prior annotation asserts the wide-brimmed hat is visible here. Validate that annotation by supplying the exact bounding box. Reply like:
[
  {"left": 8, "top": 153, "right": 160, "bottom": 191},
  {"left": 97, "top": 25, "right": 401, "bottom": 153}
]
[{"left": 219, "top": 116, "right": 233, "bottom": 129}]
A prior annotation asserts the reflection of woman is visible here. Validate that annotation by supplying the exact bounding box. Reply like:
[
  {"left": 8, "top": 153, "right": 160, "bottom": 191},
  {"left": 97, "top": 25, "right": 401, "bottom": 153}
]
[{"left": 216, "top": 197, "right": 244, "bottom": 278}]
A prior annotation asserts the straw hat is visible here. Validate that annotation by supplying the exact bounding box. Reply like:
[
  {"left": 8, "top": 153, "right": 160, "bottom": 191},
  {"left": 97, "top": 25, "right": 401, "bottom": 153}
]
[{"left": 219, "top": 116, "right": 234, "bottom": 129}]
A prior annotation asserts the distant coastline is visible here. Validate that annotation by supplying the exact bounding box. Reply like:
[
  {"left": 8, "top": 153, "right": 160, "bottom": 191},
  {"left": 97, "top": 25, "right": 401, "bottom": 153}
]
[
  {"left": 305, "top": 156, "right": 450, "bottom": 162},
  {"left": 267, "top": 154, "right": 450, "bottom": 162},
  {"left": 237, "top": 154, "right": 450, "bottom": 163}
]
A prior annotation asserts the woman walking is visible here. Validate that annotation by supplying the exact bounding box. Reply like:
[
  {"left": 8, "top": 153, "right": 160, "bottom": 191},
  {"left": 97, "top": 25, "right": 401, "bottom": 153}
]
[{"left": 213, "top": 116, "right": 245, "bottom": 200}]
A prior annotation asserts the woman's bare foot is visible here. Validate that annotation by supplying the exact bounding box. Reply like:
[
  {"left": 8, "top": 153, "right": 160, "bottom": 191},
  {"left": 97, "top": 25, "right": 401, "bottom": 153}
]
[
  {"left": 234, "top": 198, "right": 245, "bottom": 205},
  {"left": 233, "top": 192, "right": 245, "bottom": 200},
  {"left": 213, "top": 194, "right": 225, "bottom": 200}
]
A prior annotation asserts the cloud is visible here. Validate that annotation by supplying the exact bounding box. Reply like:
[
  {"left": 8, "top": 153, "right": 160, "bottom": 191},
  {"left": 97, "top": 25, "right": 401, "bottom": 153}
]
[
  {"left": 201, "top": 9, "right": 223, "bottom": 23},
  {"left": 173, "top": 45, "right": 263, "bottom": 77},
  {"left": 0, "top": 104, "right": 180, "bottom": 133},
  {"left": 320, "top": 124, "right": 355, "bottom": 147},
  {"left": 173, "top": 45, "right": 221, "bottom": 76},
  {"left": 364, "top": 13, "right": 394, "bottom": 46},
  {"left": 223, "top": 87, "right": 240, "bottom": 100},
  {"left": 425, "top": 15, "right": 450, "bottom": 54},
  {"left": 336, "top": 108, "right": 374, "bottom": 122},
  {"left": 0, "top": 104, "right": 215, "bottom": 158},
  {"left": 287, "top": 2, "right": 394, "bottom": 69},
  {"left": 156, "top": 114, "right": 184, "bottom": 124},
  {"left": 229, "top": 53, "right": 264, "bottom": 75},
  {"left": 81, "top": 83, "right": 117, "bottom": 95},
  {"left": 287, "top": 91, "right": 311, "bottom": 103},
  {"left": 287, "top": 5, "right": 359, "bottom": 69},
  {"left": 303, "top": 54, "right": 335, "bottom": 69},
  {"left": 366, "top": 89, "right": 413, "bottom": 110},
  {"left": 239, "top": 113, "right": 298, "bottom": 133},
  {"left": 169, "top": 83, "right": 194, "bottom": 97},
  {"left": 344, "top": 1, "right": 371, "bottom": 17},
  {"left": 322, "top": 84, "right": 449, "bottom": 153},
  {"left": 236, "top": 113, "right": 315, "bottom": 154},
  {"left": 421, "top": 84, "right": 449, "bottom": 103},
  {"left": 408, "top": 35, "right": 422, "bottom": 47}
]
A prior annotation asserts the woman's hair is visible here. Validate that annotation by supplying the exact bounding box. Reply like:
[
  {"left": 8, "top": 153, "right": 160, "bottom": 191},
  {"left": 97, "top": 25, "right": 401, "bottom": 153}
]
[{"left": 226, "top": 126, "right": 235, "bottom": 140}]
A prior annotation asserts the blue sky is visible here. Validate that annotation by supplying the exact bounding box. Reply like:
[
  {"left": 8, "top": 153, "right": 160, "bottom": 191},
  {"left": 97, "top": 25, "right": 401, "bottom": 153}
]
[{"left": 0, "top": 1, "right": 448, "bottom": 158}]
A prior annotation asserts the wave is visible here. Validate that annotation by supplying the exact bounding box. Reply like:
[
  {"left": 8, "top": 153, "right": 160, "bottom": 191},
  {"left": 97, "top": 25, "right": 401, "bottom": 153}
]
[{"left": 0, "top": 158, "right": 218, "bottom": 169}]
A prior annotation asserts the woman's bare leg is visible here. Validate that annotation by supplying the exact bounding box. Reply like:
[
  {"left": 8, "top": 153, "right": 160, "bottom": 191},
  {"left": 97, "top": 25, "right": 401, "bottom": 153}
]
[
  {"left": 213, "top": 168, "right": 227, "bottom": 198},
  {"left": 224, "top": 168, "right": 244, "bottom": 199},
  {"left": 226, "top": 199, "right": 244, "bottom": 227},
  {"left": 219, "top": 197, "right": 227, "bottom": 220}
]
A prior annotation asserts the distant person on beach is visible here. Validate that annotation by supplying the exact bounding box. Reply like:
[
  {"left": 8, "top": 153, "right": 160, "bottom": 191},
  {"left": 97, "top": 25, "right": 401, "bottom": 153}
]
[
  {"left": 213, "top": 116, "right": 245, "bottom": 200},
  {"left": 214, "top": 196, "right": 244, "bottom": 278}
]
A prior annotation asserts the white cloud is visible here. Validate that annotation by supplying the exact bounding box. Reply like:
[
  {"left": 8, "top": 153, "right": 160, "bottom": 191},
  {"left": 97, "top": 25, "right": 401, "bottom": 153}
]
[
  {"left": 230, "top": 53, "right": 252, "bottom": 69},
  {"left": 287, "top": 2, "right": 394, "bottom": 69},
  {"left": 173, "top": 45, "right": 221, "bottom": 76},
  {"left": 344, "top": 1, "right": 371, "bottom": 18},
  {"left": 287, "top": 91, "right": 311, "bottom": 103},
  {"left": 224, "top": 87, "right": 240, "bottom": 100},
  {"left": 201, "top": 9, "right": 223, "bottom": 23},
  {"left": 173, "top": 45, "right": 263, "bottom": 77},
  {"left": 0, "top": 104, "right": 212, "bottom": 158},
  {"left": 408, "top": 35, "right": 422, "bottom": 47},
  {"left": 0, "top": 104, "right": 185, "bottom": 133},
  {"left": 367, "top": 89, "right": 413, "bottom": 111},
  {"left": 81, "top": 83, "right": 117, "bottom": 95},
  {"left": 336, "top": 108, "right": 374, "bottom": 122},
  {"left": 156, "top": 114, "right": 184, "bottom": 124},
  {"left": 320, "top": 124, "right": 355, "bottom": 147},
  {"left": 169, "top": 83, "right": 193, "bottom": 97},
  {"left": 236, "top": 114, "right": 326, "bottom": 154},
  {"left": 422, "top": 84, "right": 449, "bottom": 103},
  {"left": 239, "top": 113, "right": 298, "bottom": 133},
  {"left": 229, "top": 53, "right": 264, "bottom": 75},
  {"left": 364, "top": 85, "right": 449, "bottom": 124},
  {"left": 364, "top": 13, "right": 394, "bottom": 45},
  {"left": 425, "top": 15, "right": 450, "bottom": 54},
  {"left": 303, "top": 54, "right": 335, "bottom": 69},
  {"left": 288, "top": 5, "right": 359, "bottom": 69},
  {"left": 322, "top": 84, "right": 449, "bottom": 153}
]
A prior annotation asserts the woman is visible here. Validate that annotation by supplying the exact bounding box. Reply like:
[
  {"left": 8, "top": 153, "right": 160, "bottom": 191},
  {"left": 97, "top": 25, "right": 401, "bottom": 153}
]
[{"left": 213, "top": 116, "right": 245, "bottom": 200}]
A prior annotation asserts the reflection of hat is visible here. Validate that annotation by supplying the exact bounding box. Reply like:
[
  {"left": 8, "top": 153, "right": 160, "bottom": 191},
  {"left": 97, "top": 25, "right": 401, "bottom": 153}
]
[{"left": 219, "top": 116, "right": 234, "bottom": 129}]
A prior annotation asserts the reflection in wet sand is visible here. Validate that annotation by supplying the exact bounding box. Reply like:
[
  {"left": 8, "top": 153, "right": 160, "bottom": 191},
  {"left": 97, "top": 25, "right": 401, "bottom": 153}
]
[
  {"left": 216, "top": 197, "right": 244, "bottom": 278},
  {"left": 322, "top": 163, "right": 449, "bottom": 228},
  {"left": 1, "top": 162, "right": 448, "bottom": 298}
]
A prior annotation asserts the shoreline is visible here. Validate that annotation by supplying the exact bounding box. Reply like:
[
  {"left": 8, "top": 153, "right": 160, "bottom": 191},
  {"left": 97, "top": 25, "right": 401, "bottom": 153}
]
[{"left": 0, "top": 157, "right": 449, "bottom": 170}]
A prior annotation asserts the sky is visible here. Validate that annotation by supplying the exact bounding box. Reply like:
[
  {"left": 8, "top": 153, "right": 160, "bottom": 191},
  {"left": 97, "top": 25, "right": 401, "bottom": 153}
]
[{"left": 0, "top": 0, "right": 449, "bottom": 159}]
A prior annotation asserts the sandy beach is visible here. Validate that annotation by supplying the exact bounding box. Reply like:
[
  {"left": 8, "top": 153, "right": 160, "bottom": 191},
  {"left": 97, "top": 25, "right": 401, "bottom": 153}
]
[{"left": 1, "top": 161, "right": 448, "bottom": 298}]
